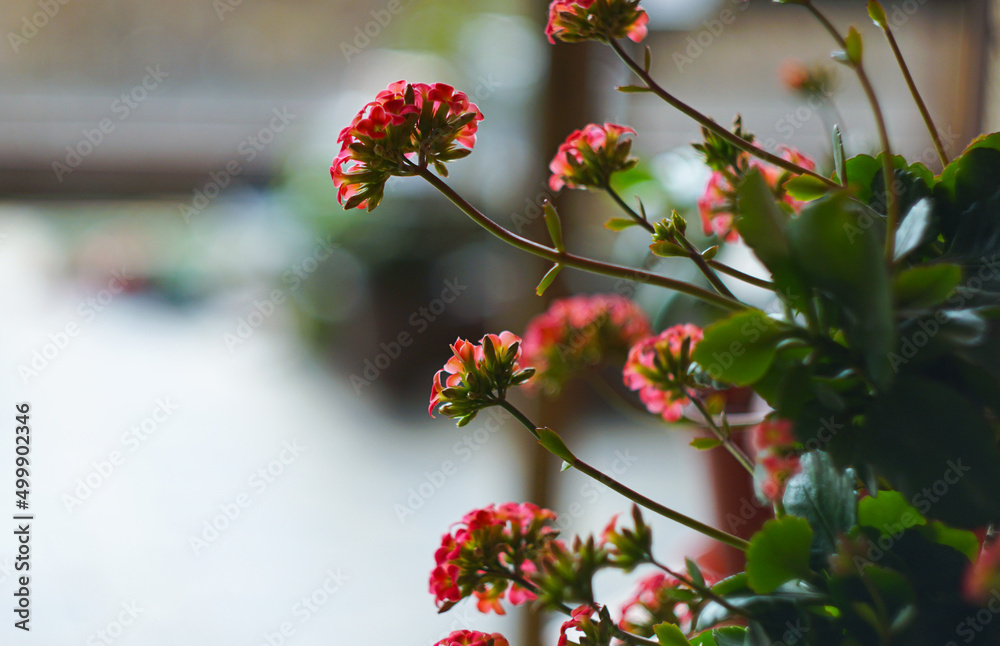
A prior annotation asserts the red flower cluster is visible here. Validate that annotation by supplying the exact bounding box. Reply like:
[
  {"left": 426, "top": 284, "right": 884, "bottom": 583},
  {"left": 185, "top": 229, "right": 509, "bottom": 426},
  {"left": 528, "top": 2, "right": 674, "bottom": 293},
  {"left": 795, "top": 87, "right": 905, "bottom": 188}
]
[
  {"left": 623, "top": 324, "right": 704, "bottom": 422},
  {"left": 430, "top": 502, "right": 558, "bottom": 615},
  {"left": 522, "top": 294, "right": 651, "bottom": 394},
  {"left": 558, "top": 604, "right": 603, "bottom": 646},
  {"left": 433, "top": 631, "right": 509, "bottom": 646},
  {"left": 619, "top": 568, "right": 716, "bottom": 636},
  {"left": 698, "top": 147, "right": 816, "bottom": 242},
  {"left": 546, "top": 0, "right": 649, "bottom": 44},
  {"left": 332, "top": 80, "right": 484, "bottom": 210},
  {"left": 750, "top": 418, "right": 801, "bottom": 502},
  {"left": 549, "top": 123, "right": 638, "bottom": 192},
  {"left": 429, "top": 332, "right": 534, "bottom": 426}
]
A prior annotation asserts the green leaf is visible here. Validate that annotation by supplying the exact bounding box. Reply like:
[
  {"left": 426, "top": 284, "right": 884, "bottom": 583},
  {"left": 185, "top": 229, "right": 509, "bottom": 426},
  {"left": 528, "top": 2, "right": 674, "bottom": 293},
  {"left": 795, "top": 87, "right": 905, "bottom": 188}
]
[
  {"left": 702, "top": 245, "right": 719, "bottom": 261},
  {"left": 845, "top": 26, "right": 864, "bottom": 65},
  {"left": 617, "top": 85, "right": 652, "bottom": 93},
  {"left": 686, "top": 557, "right": 706, "bottom": 588},
  {"left": 711, "top": 627, "right": 746, "bottom": 646},
  {"left": 690, "top": 437, "right": 723, "bottom": 451},
  {"left": 650, "top": 241, "right": 690, "bottom": 258},
  {"left": 605, "top": 217, "right": 640, "bottom": 231},
  {"left": 784, "top": 174, "right": 836, "bottom": 201},
  {"left": 535, "top": 264, "right": 562, "bottom": 296},
  {"left": 537, "top": 427, "right": 576, "bottom": 463},
  {"left": 736, "top": 169, "right": 810, "bottom": 311},
  {"left": 833, "top": 125, "right": 847, "bottom": 185},
  {"left": 692, "top": 309, "right": 789, "bottom": 386},
  {"left": 786, "top": 193, "right": 894, "bottom": 388},
  {"left": 868, "top": 0, "right": 888, "bottom": 27},
  {"left": 893, "top": 264, "right": 962, "bottom": 309},
  {"left": 893, "top": 198, "right": 934, "bottom": 261},
  {"left": 782, "top": 451, "right": 857, "bottom": 563},
  {"left": 858, "top": 490, "right": 926, "bottom": 535},
  {"left": 746, "top": 517, "right": 814, "bottom": 593},
  {"left": 861, "top": 374, "right": 1000, "bottom": 527},
  {"left": 919, "top": 522, "right": 979, "bottom": 560},
  {"left": 654, "top": 622, "right": 692, "bottom": 646},
  {"left": 543, "top": 201, "right": 565, "bottom": 251}
]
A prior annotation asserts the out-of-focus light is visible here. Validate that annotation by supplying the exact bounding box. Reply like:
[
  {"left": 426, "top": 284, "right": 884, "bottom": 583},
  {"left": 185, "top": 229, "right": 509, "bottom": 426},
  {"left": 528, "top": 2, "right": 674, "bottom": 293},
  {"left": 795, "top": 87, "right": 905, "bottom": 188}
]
[{"left": 641, "top": 0, "right": 727, "bottom": 30}]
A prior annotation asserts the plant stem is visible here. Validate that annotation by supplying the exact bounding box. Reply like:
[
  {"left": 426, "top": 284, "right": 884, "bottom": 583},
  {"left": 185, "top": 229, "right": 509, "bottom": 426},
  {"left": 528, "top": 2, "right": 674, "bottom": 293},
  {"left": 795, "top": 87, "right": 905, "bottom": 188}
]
[
  {"left": 506, "top": 574, "right": 659, "bottom": 646},
  {"left": 800, "top": 2, "right": 899, "bottom": 262},
  {"left": 648, "top": 556, "right": 750, "bottom": 618},
  {"left": 606, "top": 38, "right": 840, "bottom": 190},
  {"left": 416, "top": 166, "right": 747, "bottom": 312},
  {"left": 686, "top": 393, "right": 755, "bottom": 475},
  {"left": 604, "top": 184, "right": 654, "bottom": 233},
  {"left": 604, "top": 184, "right": 737, "bottom": 299},
  {"left": 706, "top": 261, "right": 775, "bottom": 290},
  {"left": 878, "top": 22, "right": 949, "bottom": 166},
  {"left": 498, "top": 401, "right": 751, "bottom": 552}
]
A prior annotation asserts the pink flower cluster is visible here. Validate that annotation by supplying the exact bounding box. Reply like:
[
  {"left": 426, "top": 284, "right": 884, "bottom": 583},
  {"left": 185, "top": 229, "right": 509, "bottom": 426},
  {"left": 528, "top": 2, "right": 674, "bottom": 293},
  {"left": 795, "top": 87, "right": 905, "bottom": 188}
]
[
  {"left": 522, "top": 294, "right": 651, "bottom": 393},
  {"left": 430, "top": 502, "right": 558, "bottom": 615},
  {"left": 623, "top": 324, "right": 704, "bottom": 422},
  {"left": 698, "top": 147, "right": 816, "bottom": 242},
  {"left": 332, "top": 80, "right": 484, "bottom": 210},
  {"left": 750, "top": 418, "right": 801, "bottom": 502},
  {"left": 619, "top": 568, "right": 716, "bottom": 635},
  {"left": 429, "top": 332, "right": 534, "bottom": 426},
  {"left": 549, "top": 123, "right": 638, "bottom": 192},
  {"left": 558, "top": 604, "right": 602, "bottom": 646},
  {"left": 546, "top": 0, "right": 649, "bottom": 44},
  {"left": 434, "top": 631, "right": 509, "bottom": 646}
]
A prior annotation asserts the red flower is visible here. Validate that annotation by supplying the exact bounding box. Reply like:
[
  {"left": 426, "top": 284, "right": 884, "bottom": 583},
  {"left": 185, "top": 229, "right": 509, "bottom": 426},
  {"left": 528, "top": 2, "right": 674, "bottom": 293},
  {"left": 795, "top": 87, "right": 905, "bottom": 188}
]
[
  {"left": 964, "top": 539, "right": 1000, "bottom": 605},
  {"left": 558, "top": 604, "right": 601, "bottom": 646},
  {"left": 546, "top": 0, "right": 649, "bottom": 44},
  {"left": 332, "top": 80, "right": 484, "bottom": 211},
  {"left": 549, "top": 123, "right": 638, "bottom": 192},
  {"left": 429, "top": 332, "right": 535, "bottom": 426},
  {"left": 430, "top": 502, "right": 558, "bottom": 614},
  {"left": 623, "top": 325, "right": 704, "bottom": 422},
  {"left": 619, "top": 566, "right": 717, "bottom": 635},
  {"left": 698, "top": 147, "right": 816, "bottom": 242},
  {"left": 522, "top": 294, "right": 651, "bottom": 394},
  {"left": 758, "top": 453, "right": 801, "bottom": 503},
  {"left": 750, "top": 418, "right": 796, "bottom": 454},
  {"left": 434, "top": 631, "right": 509, "bottom": 646}
]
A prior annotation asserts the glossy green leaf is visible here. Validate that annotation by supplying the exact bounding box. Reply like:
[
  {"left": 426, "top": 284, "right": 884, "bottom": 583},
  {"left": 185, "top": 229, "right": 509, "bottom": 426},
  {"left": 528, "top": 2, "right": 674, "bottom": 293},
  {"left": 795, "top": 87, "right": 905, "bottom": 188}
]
[
  {"left": 785, "top": 174, "right": 836, "bottom": 201},
  {"left": 692, "top": 310, "right": 788, "bottom": 386},
  {"left": 894, "top": 264, "right": 962, "bottom": 309},
  {"left": 858, "top": 490, "right": 926, "bottom": 535},
  {"left": 782, "top": 451, "right": 857, "bottom": 563},
  {"left": 746, "top": 517, "right": 814, "bottom": 593},
  {"left": 654, "top": 622, "right": 692, "bottom": 646},
  {"left": 535, "top": 264, "right": 563, "bottom": 296},
  {"left": 893, "top": 198, "right": 934, "bottom": 261}
]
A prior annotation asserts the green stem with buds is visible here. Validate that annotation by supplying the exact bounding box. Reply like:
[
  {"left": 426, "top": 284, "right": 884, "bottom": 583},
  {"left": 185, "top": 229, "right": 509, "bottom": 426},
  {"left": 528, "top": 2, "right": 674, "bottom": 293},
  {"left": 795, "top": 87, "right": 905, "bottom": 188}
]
[
  {"left": 498, "top": 401, "right": 751, "bottom": 552},
  {"left": 415, "top": 166, "right": 747, "bottom": 312},
  {"left": 799, "top": 1, "right": 899, "bottom": 262},
  {"left": 686, "top": 393, "right": 755, "bottom": 475},
  {"left": 605, "top": 185, "right": 737, "bottom": 299},
  {"left": 876, "top": 19, "right": 949, "bottom": 166},
  {"left": 606, "top": 37, "right": 841, "bottom": 190}
]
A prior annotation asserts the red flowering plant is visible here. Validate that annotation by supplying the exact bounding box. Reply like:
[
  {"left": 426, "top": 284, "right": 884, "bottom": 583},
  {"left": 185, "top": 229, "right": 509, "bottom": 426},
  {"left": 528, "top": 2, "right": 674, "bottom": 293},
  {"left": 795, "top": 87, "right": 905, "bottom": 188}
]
[{"left": 335, "top": 1, "right": 1000, "bottom": 644}]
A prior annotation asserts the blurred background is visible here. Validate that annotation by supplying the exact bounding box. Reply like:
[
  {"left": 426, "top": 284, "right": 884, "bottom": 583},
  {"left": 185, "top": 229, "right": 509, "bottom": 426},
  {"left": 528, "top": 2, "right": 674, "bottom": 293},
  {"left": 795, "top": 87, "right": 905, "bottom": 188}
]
[{"left": 0, "top": 0, "right": 996, "bottom": 643}]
